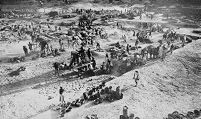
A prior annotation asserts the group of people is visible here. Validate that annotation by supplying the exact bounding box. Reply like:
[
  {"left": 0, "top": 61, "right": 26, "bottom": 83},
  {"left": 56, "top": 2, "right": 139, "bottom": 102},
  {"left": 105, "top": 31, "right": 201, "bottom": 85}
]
[
  {"left": 100, "top": 53, "right": 113, "bottom": 74},
  {"left": 52, "top": 46, "right": 97, "bottom": 77},
  {"left": 68, "top": 26, "right": 104, "bottom": 48},
  {"left": 67, "top": 5, "right": 190, "bottom": 79},
  {"left": 58, "top": 80, "right": 123, "bottom": 117},
  {"left": 164, "top": 109, "right": 201, "bottom": 119},
  {"left": 120, "top": 106, "right": 140, "bottom": 119},
  {"left": 57, "top": 73, "right": 140, "bottom": 117},
  {"left": 74, "top": 6, "right": 147, "bottom": 23},
  {"left": 22, "top": 42, "right": 34, "bottom": 56},
  {"left": 0, "top": 20, "right": 33, "bottom": 42}
]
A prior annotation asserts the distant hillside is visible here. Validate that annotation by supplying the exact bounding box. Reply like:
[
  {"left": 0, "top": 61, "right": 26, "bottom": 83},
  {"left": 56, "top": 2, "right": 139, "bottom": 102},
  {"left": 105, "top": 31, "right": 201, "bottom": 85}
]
[
  {"left": 1, "top": 0, "right": 201, "bottom": 6},
  {"left": 1, "top": 0, "right": 37, "bottom": 5}
]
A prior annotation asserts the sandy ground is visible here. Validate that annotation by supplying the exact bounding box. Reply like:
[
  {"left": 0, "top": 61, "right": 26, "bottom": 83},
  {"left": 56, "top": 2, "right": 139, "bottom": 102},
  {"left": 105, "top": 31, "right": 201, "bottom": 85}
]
[
  {"left": 58, "top": 39, "right": 201, "bottom": 119},
  {"left": 0, "top": 74, "right": 113, "bottom": 119},
  {"left": 0, "top": 40, "right": 31, "bottom": 58},
  {"left": 29, "top": 39, "right": 201, "bottom": 119},
  {"left": 1, "top": 1, "right": 201, "bottom": 119}
]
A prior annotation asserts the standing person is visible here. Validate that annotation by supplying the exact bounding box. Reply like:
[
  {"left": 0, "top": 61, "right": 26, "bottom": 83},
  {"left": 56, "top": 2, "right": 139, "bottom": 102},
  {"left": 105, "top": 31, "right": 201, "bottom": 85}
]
[
  {"left": 59, "top": 87, "right": 64, "bottom": 95},
  {"left": 91, "top": 57, "right": 96, "bottom": 69},
  {"left": 96, "top": 42, "right": 101, "bottom": 51},
  {"left": 170, "top": 44, "right": 174, "bottom": 54},
  {"left": 46, "top": 44, "right": 50, "bottom": 55},
  {"left": 140, "top": 13, "right": 142, "bottom": 20},
  {"left": 48, "top": 24, "right": 50, "bottom": 29},
  {"left": 50, "top": 45, "right": 54, "bottom": 55},
  {"left": 117, "top": 22, "right": 119, "bottom": 28},
  {"left": 182, "top": 34, "right": 186, "bottom": 47},
  {"left": 23, "top": 46, "right": 28, "bottom": 56},
  {"left": 55, "top": 25, "right": 57, "bottom": 31},
  {"left": 161, "top": 45, "right": 166, "bottom": 61},
  {"left": 87, "top": 48, "right": 92, "bottom": 61},
  {"left": 53, "top": 62, "right": 60, "bottom": 76},
  {"left": 133, "top": 71, "right": 139, "bottom": 87},
  {"left": 149, "top": 30, "right": 152, "bottom": 37},
  {"left": 126, "top": 44, "right": 130, "bottom": 54},
  {"left": 135, "top": 39, "right": 139, "bottom": 50},
  {"left": 79, "top": 46, "right": 85, "bottom": 59},
  {"left": 59, "top": 87, "right": 65, "bottom": 105},
  {"left": 136, "top": 32, "right": 139, "bottom": 39},
  {"left": 105, "top": 53, "right": 109, "bottom": 62},
  {"left": 59, "top": 39, "right": 62, "bottom": 49},
  {"left": 133, "top": 30, "right": 135, "bottom": 36},
  {"left": 122, "top": 35, "right": 127, "bottom": 43},
  {"left": 67, "top": 37, "right": 71, "bottom": 48},
  {"left": 28, "top": 42, "right": 33, "bottom": 51}
]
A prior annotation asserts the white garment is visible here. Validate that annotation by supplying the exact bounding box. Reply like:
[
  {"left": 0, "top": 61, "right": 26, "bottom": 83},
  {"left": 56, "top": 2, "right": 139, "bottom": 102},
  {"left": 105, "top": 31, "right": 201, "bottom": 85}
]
[
  {"left": 133, "top": 72, "right": 139, "bottom": 80},
  {"left": 184, "top": 35, "right": 186, "bottom": 42},
  {"left": 59, "top": 94, "right": 65, "bottom": 104}
]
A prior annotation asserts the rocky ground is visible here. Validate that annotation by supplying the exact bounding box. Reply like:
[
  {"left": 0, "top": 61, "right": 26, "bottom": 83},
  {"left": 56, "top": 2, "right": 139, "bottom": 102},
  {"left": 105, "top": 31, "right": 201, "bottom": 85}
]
[
  {"left": 30, "top": 39, "right": 201, "bottom": 119},
  {"left": 1, "top": 1, "right": 201, "bottom": 119}
]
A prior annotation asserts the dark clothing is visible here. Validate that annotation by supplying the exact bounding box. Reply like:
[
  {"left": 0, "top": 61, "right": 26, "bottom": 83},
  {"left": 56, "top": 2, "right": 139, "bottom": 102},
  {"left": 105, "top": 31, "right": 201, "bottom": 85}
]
[
  {"left": 149, "top": 31, "right": 152, "bottom": 36},
  {"left": 83, "top": 92, "right": 88, "bottom": 100},
  {"left": 91, "top": 58, "right": 96, "bottom": 69},
  {"left": 134, "top": 72, "right": 139, "bottom": 86},
  {"left": 53, "top": 62, "right": 59, "bottom": 70},
  {"left": 28, "top": 43, "right": 32, "bottom": 51},
  {"left": 59, "top": 87, "right": 64, "bottom": 95},
  {"left": 136, "top": 32, "right": 139, "bottom": 38},
  {"left": 23, "top": 46, "right": 28, "bottom": 55},
  {"left": 133, "top": 31, "right": 135, "bottom": 36},
  {"left": 96, "top": 42, "right": 100, "bottom": 49},
  {"left": 87, "top": 49, "right": 91, "bottom": 60},
  {"left": 170, "top": 44, "right": 174, "bottom": 54},
  {"left": 79, "top": 46, "right": 85, "bottom": 58},
  {"left": 126, "top": 45, "right": 130, "bottom": 53}
]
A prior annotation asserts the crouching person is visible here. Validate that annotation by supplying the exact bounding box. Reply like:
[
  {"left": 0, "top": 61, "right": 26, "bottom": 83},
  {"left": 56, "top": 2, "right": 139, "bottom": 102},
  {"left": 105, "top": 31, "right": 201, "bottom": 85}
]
[
  {"left": 110, "top": 86, "right": 123, "bottom": 101},
  {"left": 115, "top": 86, "right": 123, "bottom": 100}
]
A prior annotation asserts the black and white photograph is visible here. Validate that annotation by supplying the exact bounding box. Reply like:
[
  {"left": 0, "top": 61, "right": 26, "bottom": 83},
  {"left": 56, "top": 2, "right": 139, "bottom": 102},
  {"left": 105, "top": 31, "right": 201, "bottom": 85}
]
[{"left": 0, "top": 0, "right": 201, "bottom": 119}]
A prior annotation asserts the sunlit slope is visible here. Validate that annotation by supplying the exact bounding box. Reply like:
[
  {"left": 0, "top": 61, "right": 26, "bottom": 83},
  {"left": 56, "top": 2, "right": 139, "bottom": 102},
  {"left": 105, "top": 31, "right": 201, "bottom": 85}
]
[{"left": 63, "top": 39, "right": 201, "bottom": 119}]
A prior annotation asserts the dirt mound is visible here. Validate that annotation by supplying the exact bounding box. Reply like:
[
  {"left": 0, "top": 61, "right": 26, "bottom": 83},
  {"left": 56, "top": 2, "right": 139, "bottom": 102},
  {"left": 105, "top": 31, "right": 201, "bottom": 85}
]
[{"left": 59, "top": 39, "right": 201, "bottom": 119}]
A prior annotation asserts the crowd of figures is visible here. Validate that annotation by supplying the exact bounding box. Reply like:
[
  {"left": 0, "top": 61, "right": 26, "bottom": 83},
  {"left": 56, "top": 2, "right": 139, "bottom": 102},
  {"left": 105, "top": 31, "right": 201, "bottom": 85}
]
[
  {"left": 103, "top": 27, "right": 190, "bottom": 75},
  {"left": 57, "top": 78, "right": 123, "bottom": 118},
  {"left": 119, "top": 106, "right": 140, "bottom": 119},
  {"left": 164, "top": 109, "right": 201, "bottom": 119},
  {"left": 1, "top": 2, "right": 201, "bottom": 119},
  {"left": 1, "top": 6, "right": 192, "bottom": 78},
  {"left": 73, "top": 3, "right": 153, "bottom": 21},
  {"left": 63, "top": 7, "right": 191, "bottom": 76}
]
